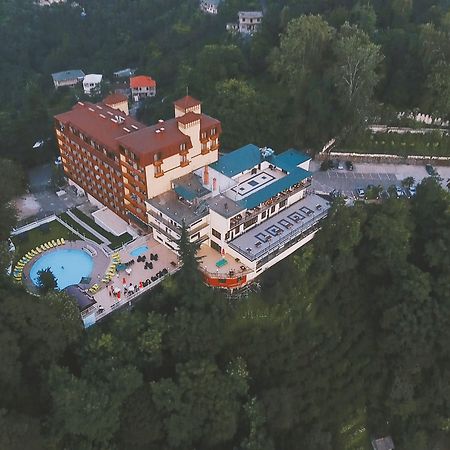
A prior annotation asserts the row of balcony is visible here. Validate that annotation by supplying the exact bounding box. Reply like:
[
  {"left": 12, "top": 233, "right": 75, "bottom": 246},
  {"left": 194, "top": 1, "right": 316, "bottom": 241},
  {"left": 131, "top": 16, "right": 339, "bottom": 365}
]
[{"left": 229, "top": 179, "right": 312, "bottom": 231}]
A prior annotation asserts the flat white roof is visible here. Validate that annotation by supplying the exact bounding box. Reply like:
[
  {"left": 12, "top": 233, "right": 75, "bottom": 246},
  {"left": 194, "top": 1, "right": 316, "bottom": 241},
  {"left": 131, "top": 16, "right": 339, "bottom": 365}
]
[
  {"left": 91, "top": 207, "right": 128, "bottom": 236},
  {"left": 83, "top": 74, "right": 103, "bottom": 84}
]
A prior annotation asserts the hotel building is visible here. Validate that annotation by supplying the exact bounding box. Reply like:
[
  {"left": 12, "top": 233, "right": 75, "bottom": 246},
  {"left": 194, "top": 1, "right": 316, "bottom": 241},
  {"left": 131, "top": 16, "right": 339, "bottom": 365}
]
[{"left": 55, "top": 96, "right": 329, "bottom": 289}]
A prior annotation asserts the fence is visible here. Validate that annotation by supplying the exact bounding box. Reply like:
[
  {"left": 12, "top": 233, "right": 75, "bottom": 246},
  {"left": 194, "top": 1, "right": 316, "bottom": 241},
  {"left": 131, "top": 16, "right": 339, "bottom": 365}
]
[{"left": 11, "top": 214, "right": 57, "bottom": 236}]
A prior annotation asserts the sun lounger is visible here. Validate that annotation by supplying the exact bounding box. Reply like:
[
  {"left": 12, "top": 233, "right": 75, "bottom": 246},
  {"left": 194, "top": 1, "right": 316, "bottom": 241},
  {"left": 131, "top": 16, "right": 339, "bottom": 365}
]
[
  {"left": 47, "top": 241, "right": 55, "bottom": 248},
  {"left": 61, "top": 238, "right": 65, "bottom": 245},
  {"left": 56, "top": 239, "right": 62, "bottom": 246},
  {"left": 51, "top": 240, "right": 58, "bottom": 247}
]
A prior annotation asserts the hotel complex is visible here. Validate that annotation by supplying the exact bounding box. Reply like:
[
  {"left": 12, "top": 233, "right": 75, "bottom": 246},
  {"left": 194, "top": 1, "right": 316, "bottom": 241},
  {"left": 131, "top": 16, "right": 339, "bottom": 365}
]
[{"left": 55, "top": 96, "right": 329, "bottom": 289}]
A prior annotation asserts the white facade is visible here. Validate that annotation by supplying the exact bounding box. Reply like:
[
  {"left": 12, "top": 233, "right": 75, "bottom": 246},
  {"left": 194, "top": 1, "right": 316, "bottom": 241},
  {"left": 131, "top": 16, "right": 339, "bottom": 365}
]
[
  {"left": 238, "top": 11, "right": 263, "bottom": 34},
  {"left": 146, "top": 144, "right": 330, "bottom": 289},
  {"left": 83, "top": 74, "right": 103, "bottom": 95},
  {"left": 200, "top": 0, "right": 221, "bottom": 14}
]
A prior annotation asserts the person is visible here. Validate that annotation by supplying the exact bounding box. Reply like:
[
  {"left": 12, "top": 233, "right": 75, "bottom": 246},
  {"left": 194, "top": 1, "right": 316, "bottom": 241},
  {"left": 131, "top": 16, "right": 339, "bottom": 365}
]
[{"left": 61, "top": 266, "right": 64, "bottom": 269}]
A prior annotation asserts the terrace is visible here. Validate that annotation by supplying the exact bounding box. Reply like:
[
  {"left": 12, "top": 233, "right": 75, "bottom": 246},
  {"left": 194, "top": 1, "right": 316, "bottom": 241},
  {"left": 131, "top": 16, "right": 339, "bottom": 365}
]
[
  {"left": 229, "top": 193, "right": 330, "bottom": 263},
  {"left": 93, "top": 235, "right": 179, "bottom": 319}
]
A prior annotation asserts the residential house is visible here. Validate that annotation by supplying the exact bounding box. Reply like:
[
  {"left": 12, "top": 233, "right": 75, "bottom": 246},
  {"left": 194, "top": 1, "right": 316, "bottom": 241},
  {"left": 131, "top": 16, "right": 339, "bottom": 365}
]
[
  {"left": 372, "top": 437, "right": 395, "bottom": 450},
  {"left": 238, "top": 11, "right": 263, "bottom": 34},
  {"left": 83, "top": 74, "right": 103, "bottom": 96},
  {"left": 200, "top": 0, "right": 221, "bottom": 14},
  {"left": 130, "top": 75, "right": 156, "bottom": 101},
  {"left": 51, "top": 69, "right": 85, "bottom": 89}
]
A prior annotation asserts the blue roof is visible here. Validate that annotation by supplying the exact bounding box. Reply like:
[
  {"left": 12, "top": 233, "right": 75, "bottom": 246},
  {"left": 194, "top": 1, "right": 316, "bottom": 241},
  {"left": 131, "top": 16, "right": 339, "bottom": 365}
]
[
  {"left": 211, "top": 144, "right": 311, "bottom": 178},
  {"left": 238, "top": 166, "right": 311, "bottom": 209},
  {"left": 174, "top": 185, "right": 197, "bottom": 202},
  {"left": 211, "top": 144, "right": 311, "bottom": 209},
  {"left": 211, "top": 144, "right": 261, "bottom": 177},
  {"left": 52, "top": 70, "right": 85, "bottom": 82}
]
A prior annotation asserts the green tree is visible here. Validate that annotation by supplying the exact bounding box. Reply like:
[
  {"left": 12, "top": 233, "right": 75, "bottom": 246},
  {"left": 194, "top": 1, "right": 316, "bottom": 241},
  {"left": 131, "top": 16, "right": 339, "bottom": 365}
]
[
  {"left": 270, "top": 15, "right": 337, "bottom": 149},
  {"left": 333, "top": 23, "right": 383, "bottom": 133},
  {"left": 36, "top": 267, "right": 57, "bottom": 293}
]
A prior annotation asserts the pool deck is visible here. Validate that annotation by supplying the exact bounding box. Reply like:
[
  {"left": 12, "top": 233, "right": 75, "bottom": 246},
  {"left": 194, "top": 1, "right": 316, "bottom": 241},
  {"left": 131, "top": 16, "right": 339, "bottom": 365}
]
[
  {"left": 93, "top": 235, "right": 179, "bottom": 318},
  {"left": 22, "top": 240, "right": 110, "bottom": 291}
]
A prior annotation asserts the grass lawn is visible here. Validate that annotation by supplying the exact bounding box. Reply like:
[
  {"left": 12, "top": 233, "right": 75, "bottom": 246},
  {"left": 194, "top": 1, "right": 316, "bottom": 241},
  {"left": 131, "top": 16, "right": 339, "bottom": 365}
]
[
  {"left": 11, "top": 220, "right": 77, "bottom": 262},
  {"left": 70, "top": 208, "right": 133, "bottom": 249},
  {"left": 58, "top": 213, "right": 103, "bottom": 244}
]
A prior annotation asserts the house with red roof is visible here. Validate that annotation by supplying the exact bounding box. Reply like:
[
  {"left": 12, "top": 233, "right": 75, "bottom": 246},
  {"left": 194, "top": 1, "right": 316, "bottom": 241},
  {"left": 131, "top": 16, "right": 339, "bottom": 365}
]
[{"left": 130, "top": 75, "right": 156, "bottom": 101}]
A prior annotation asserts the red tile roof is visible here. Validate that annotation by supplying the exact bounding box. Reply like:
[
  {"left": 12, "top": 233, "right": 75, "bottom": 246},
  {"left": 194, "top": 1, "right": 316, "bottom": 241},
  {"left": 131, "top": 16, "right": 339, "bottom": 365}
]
[
  {"left": 103, "top": 93, "right": 128, "bottom": 105},
  {"left": 130, "top": 75, "right": 156, "bottom": 89},
  {"left": 55, "top": 102, "right": 144, "bottom": 153},
  {"left": 177, "top": 111, "right": 201, "bottom": 126},
  {"left": 117, "top": 118, "right": 192, "bottom": 166},
  {"left": 55, "top": 97, "right": 221, "bottom": 166},
  {"left": 173, "top": 95, "right": 201, "bottom": 110}
]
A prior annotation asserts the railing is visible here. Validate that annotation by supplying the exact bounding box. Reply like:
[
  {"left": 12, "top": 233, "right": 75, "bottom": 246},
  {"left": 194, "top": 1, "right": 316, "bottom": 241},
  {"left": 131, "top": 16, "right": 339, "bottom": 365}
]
[
  {"left": 147, "top": 210, "right": 181, "bottom": 234},
  {"left": 94, "top": 265, "right": 181, "bottom": 322},
  {"left": 229, "top": 208, "right": 328, "bottom": 262},
  {"left": 229, "top": 179, "right": 311, "bottom": 230},
  {"left": 12, "top": 214, "right": 57, "bottom": 235},
  {"left": 199, "top": 265, "right": 253, "bottom": 279}
]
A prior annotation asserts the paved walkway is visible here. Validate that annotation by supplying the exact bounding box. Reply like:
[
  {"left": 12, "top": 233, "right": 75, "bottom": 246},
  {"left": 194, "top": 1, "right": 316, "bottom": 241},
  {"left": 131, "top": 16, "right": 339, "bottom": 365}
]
[{"left": 66, "top": 210, "right": 111, "bottom": 245}]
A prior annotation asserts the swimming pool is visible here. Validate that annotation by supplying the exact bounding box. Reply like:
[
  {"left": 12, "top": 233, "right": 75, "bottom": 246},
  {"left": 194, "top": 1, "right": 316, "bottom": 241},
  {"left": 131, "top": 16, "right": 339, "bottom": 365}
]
[
  {"left": 30, "top": 249, "right": 94, "bottom": 290},
  {"left": 130, "top": 245, "right": 148, "bottom": 257}
]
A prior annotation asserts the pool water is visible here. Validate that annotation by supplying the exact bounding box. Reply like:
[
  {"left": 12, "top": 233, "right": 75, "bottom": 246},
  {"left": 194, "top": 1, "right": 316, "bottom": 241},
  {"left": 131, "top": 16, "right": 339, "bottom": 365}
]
[
  {"left": 30, "top": 249, "right": 94, "bottom": 290},
  {"left": 130, "top": 245, "right": 148, "bottom": 257}
]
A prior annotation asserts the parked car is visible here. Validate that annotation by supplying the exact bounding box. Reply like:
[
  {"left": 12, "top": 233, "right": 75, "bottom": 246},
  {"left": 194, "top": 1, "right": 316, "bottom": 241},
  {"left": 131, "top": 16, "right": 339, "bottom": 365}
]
[
  {"left": 425, "top": 164, "right": 437, "bottom": 176},
  {"left": 356, "top": 188, "right": 365, "bottom": 199},
  {"left": 337, "top": 161, "right": 344, "bottom": 170},
  {"left": 408, "top": 186, "right": 416, "bottom": 196},
  {"left": 345, "top": 160, "right": 354, "bottom": 171}
]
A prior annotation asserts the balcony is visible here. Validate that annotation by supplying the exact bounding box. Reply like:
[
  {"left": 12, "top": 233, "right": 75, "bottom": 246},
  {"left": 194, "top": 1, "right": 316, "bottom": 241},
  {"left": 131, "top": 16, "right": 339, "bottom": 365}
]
[
  {"left": 122, "top": 170, "right": 146, "bottom": 191},
  {"left": 229, "top": 178, "right": 311, "bottom": 231}
]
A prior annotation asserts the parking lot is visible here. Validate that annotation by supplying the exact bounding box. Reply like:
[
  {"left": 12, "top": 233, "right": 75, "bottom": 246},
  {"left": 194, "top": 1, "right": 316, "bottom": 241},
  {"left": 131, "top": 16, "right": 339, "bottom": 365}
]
[{"left": 310, "top": 161, "right": 450, "bottom": 198}]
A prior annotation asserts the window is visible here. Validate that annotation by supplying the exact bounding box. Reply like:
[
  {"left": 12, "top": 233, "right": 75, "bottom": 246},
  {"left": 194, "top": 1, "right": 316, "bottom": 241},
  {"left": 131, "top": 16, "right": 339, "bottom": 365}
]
[
  {"left": 270, "top": 205, "right": 276, "bottom": 214},
  {"left": 225, "top": 231, "right": 230, "bottom": 240},
  {"left": 210, "top": 127, "right": 216, "bottom": 136},
  {"left": 154, "top": 164, "right": 163, "bottom": 177},
  {"left": 210, "top": 240, "right": 221, "bottom": 253},
  {"left": 279, "top": 199, "right": 287, "bottom": 209},
  {"left": 262, "top": 211, "right": 267, "bottom": 219},
  {"left": 180, "top": 143, "right": 186, "bottom": 151},
  {"left": 212, "top": 229, "right": 221, "bottom": 240}
]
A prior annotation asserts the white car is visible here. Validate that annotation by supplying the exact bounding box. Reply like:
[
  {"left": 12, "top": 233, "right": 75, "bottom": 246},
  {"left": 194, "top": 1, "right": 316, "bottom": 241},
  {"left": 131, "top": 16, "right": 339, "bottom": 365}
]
[{"left": 408, "top": 186, "right": 416, "bottom": 196}]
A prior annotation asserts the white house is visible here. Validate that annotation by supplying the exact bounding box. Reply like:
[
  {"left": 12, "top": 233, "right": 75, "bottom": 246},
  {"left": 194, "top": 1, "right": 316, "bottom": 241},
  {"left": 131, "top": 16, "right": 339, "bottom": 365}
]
[
  {"left": 238, "top": 11, "right": 263, "bottom": 35},
  {"left": 83, "top": 74, "right": 103, "bottom": 96},
  {"left": 199, "top": 0, "right": 221, "bottom": 14}
]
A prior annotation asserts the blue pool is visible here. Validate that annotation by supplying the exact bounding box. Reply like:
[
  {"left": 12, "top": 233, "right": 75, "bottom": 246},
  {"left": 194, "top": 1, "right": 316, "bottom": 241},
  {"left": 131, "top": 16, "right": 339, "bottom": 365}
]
[
  {"left": 30, "top": 249, "right": 94, "bottom": 290},
  {"left": 130, "top": 245, "right": 148, "bottom": 257}
]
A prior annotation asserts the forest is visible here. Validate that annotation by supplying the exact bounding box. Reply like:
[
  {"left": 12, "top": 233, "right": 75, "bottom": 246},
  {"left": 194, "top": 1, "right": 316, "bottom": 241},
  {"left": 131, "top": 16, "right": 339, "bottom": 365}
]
[
  {"left": 0, "top": 0, "right": 449, "bottom": 449},
  {"left": 0, "top": 0, "right": 449, "bottom": 167},
  {"left": 0, "top": 161, "right": 449, "bottom": 450}
]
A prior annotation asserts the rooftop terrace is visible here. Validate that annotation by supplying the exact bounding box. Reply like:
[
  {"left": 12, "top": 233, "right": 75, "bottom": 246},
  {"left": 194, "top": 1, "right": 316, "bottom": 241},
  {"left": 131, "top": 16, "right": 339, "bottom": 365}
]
[{"left": 229, "top": 194, "right": 330, "bottom": 262}]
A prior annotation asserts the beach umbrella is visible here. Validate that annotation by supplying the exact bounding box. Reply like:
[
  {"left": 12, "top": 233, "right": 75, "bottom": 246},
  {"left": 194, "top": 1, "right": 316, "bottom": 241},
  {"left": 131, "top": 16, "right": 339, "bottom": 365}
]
[
  {"left": 122, "top": 277, "right": 126, "bottom": 284},
  {"left": 117, "top": 291, "right": 121, "bottom": 300},
  {"left": 139, "top": 281, "right": 143, "bottom": 289}
]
